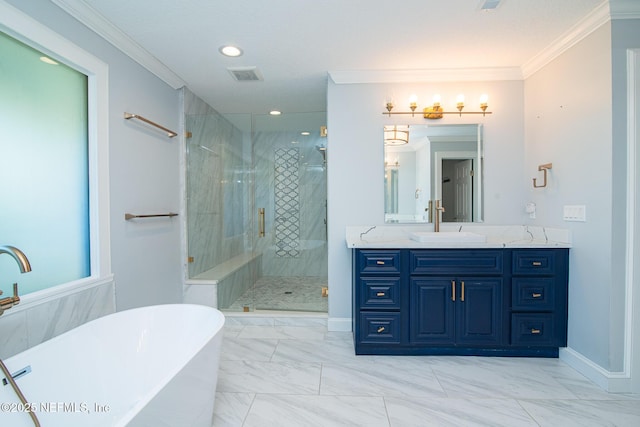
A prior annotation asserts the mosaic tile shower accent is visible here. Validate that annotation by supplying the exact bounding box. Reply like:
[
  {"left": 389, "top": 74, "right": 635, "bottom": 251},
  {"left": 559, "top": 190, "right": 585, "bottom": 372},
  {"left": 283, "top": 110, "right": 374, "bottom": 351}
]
[{"left": 274, "top": 148, "right": 300, "bottom": 257}]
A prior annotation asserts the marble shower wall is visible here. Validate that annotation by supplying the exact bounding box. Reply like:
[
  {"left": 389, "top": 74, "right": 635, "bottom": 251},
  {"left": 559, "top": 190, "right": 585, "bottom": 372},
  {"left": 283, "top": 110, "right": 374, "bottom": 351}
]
[
  {"left": 184, "top": 90, "right": 253, "bottom": 278},
  {"left": 254, "top": 129, "right": 328, "bottom": 277}
]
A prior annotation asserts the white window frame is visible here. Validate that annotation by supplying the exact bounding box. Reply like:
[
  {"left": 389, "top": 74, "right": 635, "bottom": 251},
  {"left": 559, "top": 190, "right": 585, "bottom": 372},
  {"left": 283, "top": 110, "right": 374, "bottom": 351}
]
[{"left": 0, "top": 1, "right": 112, "bottom": 307}]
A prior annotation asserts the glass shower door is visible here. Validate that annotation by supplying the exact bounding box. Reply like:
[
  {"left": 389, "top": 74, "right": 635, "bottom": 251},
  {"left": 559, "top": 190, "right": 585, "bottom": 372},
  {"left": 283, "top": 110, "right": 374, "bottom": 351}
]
[
  {"left": 186, "top": 110, "right": 258, "bottom": 311},
  {"left": 250, "top": 112, "right": 328, "bottom": 312}
]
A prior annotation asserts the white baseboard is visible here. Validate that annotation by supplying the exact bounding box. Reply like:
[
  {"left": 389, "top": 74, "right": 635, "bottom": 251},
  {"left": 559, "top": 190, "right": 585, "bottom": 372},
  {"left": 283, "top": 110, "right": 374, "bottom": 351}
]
[
  {"left": 560, "top": 347, "right": 632, "bottom": 393},
  {"left": 328, "top": 317, "right": 352, "bottom": 332}
]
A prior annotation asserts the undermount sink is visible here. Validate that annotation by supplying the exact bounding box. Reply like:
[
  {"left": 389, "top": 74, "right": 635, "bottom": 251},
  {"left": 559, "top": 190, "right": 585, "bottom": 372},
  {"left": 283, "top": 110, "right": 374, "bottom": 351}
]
[{"left": 410, "top": 231, "right": 487, "bottom": 243}]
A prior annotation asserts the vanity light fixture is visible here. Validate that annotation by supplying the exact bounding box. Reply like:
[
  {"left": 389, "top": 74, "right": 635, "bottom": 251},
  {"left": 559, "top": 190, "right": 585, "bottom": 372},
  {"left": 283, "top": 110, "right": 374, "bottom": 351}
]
[
  {"left": 384, "top": 94, "right": 491, "bottom": 119},
  {"left": 383, "top": 125, "right": 409, "bottom": 145}
]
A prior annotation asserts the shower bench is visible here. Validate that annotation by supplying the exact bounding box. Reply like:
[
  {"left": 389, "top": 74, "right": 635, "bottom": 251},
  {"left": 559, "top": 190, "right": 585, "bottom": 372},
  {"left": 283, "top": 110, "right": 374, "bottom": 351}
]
[{"left": 184, "top": 252, "right": 262, "bottom": 308}]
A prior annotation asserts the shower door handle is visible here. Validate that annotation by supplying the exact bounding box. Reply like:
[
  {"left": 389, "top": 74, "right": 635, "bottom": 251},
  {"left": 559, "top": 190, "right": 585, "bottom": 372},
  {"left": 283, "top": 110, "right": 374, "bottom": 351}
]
[{"left": 258, "top": 208, "right": 265, "bottom": 237}]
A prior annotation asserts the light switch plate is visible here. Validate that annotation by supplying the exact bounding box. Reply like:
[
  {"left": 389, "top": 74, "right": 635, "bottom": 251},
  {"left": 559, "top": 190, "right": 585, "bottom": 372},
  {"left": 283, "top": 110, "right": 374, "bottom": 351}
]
[{"left": 563, "top": 205, "right": 586, "bottom": 222}]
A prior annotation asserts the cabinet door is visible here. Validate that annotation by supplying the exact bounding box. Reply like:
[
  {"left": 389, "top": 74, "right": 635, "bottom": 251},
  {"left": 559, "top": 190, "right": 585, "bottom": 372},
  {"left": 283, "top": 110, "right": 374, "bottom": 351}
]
[
  {"left": 410, "top": 278, "right": 455, "bottom": 344},
  {"left": 456, "top": 278, "right": 503, "bottom": 345}
]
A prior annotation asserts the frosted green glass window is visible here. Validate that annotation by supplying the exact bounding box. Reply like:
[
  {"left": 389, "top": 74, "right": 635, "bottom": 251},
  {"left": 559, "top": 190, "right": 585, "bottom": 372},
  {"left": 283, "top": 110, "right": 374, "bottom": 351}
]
[{"left": 0, "top": 31, "right": 90, "bottom": 294}]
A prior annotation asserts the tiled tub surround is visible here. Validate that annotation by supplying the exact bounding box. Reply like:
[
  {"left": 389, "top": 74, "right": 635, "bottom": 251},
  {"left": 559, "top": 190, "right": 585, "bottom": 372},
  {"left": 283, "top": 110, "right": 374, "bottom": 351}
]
[
  {"left": 213, "top": 319, "right": 640, "bottom": 426},
  {"left": 0, "top": 279, "right": 115, "bottom": 359}
]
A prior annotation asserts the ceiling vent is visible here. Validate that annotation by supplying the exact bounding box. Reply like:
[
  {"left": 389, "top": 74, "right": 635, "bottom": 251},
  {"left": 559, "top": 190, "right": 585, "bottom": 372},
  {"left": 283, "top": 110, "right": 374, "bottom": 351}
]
[{"left": 227, "top": 66, "right": 263, "bottom": 82}]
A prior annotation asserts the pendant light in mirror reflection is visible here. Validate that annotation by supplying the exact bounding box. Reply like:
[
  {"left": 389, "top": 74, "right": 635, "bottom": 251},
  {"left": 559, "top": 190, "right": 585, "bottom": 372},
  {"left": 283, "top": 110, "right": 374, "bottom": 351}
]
[{"left": 383, "top": 125, "right": 409, "bottom": 145}]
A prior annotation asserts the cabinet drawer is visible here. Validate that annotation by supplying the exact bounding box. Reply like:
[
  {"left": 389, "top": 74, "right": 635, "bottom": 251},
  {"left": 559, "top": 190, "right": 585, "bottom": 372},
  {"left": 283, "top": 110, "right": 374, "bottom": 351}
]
[
  {"left": 359, "top": 312, "right": 401, "bottom": 344},
  {"left": 512, "top": 250, "right": 555, "bottom": 275},
  {"left": 410, "top": 250, "right": 503, "bottom": 275},
  {"left": 512, "top": 278, "right": 555, "bottom": 311},
  {"left": 511, "top": 314, "right": 557, "bottom": 346},
  {"left": 359, "top": 277, "right": 401, "bottom": 310},
  {"left": 358, "top": 250, "right": 401, "bottom": 274}
]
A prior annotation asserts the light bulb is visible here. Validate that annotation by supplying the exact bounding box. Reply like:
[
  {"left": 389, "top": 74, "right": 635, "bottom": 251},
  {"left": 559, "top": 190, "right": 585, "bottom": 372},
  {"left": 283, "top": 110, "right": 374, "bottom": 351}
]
[
  {"left": 456, "top": 94, "right": 465, "bottom": 115},
  {"left": 479, "top": 94, "right": 489, "bottom": 114},
  {"left": 409, "top": 94, "right": 418, "bottom": 113}
]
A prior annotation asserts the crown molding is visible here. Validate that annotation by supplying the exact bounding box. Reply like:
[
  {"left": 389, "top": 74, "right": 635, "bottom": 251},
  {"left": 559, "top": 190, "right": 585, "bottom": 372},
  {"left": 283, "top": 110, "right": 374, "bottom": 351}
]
[
  {"left": 329, "top": 67, "right": 523, "bottom": 84},
  {"left": 328, "top": 1, "right": 631, "bottom": 85},
  {"left": 521, "top": 1, "right": 611, "bottom": 79},
  {"left": 49, "top": 0, "right": 638, "bottom": 90},
  {"left": 50, "top": 0, "right": 186, "bottom": 89}
]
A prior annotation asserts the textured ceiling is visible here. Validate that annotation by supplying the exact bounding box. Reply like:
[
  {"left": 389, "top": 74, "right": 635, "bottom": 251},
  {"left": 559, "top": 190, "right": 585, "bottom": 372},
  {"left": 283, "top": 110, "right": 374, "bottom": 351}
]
[{"left": 73, "top": 0, "right": 605, "bottom": 114}]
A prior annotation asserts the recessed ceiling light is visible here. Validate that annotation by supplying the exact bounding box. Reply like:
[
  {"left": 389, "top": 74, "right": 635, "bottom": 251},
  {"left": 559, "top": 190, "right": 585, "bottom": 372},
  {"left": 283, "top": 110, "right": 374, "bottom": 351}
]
[
  {"left": 269, "top": 110, "right": 281, "bottom": 116},
  {"left": 219, "top": 45, "right": 243, "bottom": 57},
  {"left": 40, "top": 56, "right": 58, "bottom": 65},
  {"left": 301, "top": 131, "right": 310, "bottom": 136}
]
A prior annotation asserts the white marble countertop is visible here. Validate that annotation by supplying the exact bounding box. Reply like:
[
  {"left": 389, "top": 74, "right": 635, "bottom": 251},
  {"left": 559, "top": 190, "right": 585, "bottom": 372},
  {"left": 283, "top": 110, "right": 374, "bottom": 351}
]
[{"left": 346, "top": 225, "right": 572, "bottom": 249}]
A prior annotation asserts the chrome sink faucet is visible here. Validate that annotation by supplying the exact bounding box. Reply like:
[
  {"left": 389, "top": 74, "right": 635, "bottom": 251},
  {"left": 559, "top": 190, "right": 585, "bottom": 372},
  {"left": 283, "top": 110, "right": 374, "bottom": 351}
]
[
  {"left": 0, "top": 245, "right": 32, "bottom": 315},
  {"left": 434, "top": 200, "right": 445, "bottom": 232}
]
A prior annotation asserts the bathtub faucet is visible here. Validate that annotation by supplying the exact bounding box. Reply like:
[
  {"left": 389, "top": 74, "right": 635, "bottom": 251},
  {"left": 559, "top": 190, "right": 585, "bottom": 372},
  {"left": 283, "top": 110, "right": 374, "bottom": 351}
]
[{"left": 0, "top": 245, "right": 32, "bottom": 315}]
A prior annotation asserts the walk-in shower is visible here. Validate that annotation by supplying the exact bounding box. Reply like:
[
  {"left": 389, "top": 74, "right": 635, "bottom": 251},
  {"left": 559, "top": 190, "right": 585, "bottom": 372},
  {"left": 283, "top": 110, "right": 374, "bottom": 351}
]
[{"left": 184, "top": 89, "right": 328, "bottom": 313}]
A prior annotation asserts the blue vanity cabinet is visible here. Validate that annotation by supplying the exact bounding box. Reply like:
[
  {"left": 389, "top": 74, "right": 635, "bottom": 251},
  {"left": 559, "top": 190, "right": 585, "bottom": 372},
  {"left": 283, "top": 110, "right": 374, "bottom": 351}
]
[
  {"left": 353, "top": 247, "right": 569, "bottom": 357},
  {"left": 510, "top": 249, "right": 569, "bottom": 349},
  {"left": 353, "top": 250, "right": 406, "bottom": 346},
  {"left": 410, "top": 250, "right": 504, "bottom": 346}
]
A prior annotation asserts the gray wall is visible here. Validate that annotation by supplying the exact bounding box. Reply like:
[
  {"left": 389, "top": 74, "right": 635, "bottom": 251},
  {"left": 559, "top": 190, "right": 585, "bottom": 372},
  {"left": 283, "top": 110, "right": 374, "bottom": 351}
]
[
  {"left": 524, "top": 24, "right": 614, "bottom": 370},
  {"left": 525, "top": 17, "right": 640, "bottom": 373}
]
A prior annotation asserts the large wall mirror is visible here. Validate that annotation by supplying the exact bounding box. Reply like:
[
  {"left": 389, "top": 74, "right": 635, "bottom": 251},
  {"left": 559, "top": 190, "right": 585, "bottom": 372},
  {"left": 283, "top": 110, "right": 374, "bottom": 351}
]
[{"left": 384, "top": 124, "right": 483, "bottom": 223}]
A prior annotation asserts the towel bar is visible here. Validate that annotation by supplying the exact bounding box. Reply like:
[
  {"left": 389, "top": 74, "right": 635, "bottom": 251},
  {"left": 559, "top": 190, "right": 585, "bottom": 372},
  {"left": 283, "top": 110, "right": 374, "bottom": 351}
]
[
  {"left": 124, "top": 112, "right": 177, "bottom": 138},
  {"left": 125, "top": 213, "right": 178, "bottom": 220}
]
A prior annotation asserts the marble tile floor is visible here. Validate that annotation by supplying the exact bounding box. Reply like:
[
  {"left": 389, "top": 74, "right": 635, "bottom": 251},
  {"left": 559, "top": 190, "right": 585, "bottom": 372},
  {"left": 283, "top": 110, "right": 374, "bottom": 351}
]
[
  {"left": 213, "top": 318, "right": 640, "bottom": 427},
  {"left": 225, "top": 276, "right": 328, "bottom": 313}
]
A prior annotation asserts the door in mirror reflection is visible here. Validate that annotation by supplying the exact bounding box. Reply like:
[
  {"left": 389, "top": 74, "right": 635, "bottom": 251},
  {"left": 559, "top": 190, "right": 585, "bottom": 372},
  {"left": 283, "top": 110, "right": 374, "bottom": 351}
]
[{"left": 442, "top": 158, "right": 473, "bottom": 222}]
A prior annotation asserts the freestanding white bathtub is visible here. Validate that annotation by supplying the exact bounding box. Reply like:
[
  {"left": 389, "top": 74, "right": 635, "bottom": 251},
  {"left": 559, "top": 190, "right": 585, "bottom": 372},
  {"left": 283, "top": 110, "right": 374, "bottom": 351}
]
[{"left": 0, "top": 304, "right": 225, "bottom": 426}]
